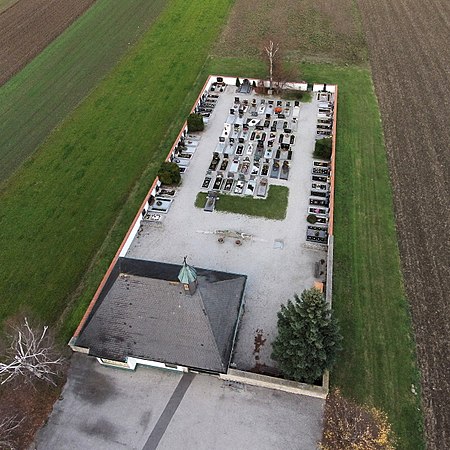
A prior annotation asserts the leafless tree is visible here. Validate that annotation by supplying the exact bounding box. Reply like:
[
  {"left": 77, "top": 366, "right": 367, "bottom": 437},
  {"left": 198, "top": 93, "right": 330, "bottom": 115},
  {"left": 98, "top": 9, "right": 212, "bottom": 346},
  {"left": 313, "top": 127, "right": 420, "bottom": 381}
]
[
  {"left": 0, "top": 318, "right": 64, "bottom": 386},
  {"left": 0, "top": 414, "right": 24, "bottom": 449},
  {"left": 264, "top": 40, "right": 279, "bottom": 90}
]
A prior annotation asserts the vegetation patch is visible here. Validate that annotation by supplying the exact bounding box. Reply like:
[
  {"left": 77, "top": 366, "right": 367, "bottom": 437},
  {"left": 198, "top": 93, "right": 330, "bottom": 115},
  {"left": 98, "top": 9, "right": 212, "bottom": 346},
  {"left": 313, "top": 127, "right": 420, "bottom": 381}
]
[
  {"left": 321, "top": 389, "right": 396, "bottom": 449},
  {"left": 301, "top": 63, "right": 424, "bottom": 449},
  {"left": 0, "top": 0, "right": 167, "bottom": 182},
  {"left": 157, "top": 162, "right": 181, "bottom": 186},
  {"left": 272, "top": 288, "right": 342, "bottom": 384},
  {"left": 0, "top": 0, "right": 234, "bottom": 338},
  {"left": 0, "top": 0, "right": 18, "bottom": 14},
  {"left": 282, "top": 90, "right": 312, "bottom": 102},
  {"left": 314, "top": 137, "right": 332, "bottom": 160},
  {"left": 195, "top": 186, "right": 288, "bottom": 220},
  {"left": 187, "top": 113, "right": 204, "bottom": 132}
]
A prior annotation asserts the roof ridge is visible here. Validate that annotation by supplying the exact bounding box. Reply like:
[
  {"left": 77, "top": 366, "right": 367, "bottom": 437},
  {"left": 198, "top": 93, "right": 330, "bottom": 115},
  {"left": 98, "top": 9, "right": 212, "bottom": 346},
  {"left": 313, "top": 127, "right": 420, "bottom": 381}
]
[{"left": 197, "top": 288, "right": 226, "bottom": 372}]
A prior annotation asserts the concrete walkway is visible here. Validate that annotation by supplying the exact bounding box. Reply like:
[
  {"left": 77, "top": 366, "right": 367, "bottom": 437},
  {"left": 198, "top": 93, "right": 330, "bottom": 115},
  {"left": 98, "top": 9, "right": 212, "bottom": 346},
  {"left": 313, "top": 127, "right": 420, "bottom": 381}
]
[{"left": 33, "top": 354, "right": 324, "bottom": 450}]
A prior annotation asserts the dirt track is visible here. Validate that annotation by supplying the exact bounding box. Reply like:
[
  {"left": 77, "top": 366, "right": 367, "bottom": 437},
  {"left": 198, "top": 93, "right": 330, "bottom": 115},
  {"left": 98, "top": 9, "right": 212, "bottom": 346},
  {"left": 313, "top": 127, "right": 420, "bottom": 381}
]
[
  {"left": 0, "top": 0, "right": 96, "bottom": 86},
  {"left": 357, "top": 0, "right": 450, "bottom": 447}
]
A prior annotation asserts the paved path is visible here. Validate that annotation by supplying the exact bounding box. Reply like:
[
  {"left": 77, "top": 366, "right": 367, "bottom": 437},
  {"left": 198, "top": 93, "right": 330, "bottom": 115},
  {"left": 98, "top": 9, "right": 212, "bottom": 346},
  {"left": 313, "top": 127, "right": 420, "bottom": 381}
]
[{"left": 33, "top": 354, "right": 324, "bottom": 449}]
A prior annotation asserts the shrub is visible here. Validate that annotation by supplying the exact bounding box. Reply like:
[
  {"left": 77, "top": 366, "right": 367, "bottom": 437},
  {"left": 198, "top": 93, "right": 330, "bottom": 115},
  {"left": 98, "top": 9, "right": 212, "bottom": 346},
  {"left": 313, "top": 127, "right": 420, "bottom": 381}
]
[
  {"left": 236, "top": 77, "right": 241, "bottom": 87},
  {"left": 157, "top": 161, "right": 180, "bottom": 185},
  {"left": 320, "top": 389, "right": 396, "bottom": 449},
  {"left": 307, "top": 213, "right": 317, "bottom": 224},
  {"left": 271, "top": 288, "right": 342, "bottom": 383},
  {"left": 314, "top": 137, "right": 332, "bottom": 160},
  {"left": 187, "top": 113, "right": 204, "bottom": 132}
]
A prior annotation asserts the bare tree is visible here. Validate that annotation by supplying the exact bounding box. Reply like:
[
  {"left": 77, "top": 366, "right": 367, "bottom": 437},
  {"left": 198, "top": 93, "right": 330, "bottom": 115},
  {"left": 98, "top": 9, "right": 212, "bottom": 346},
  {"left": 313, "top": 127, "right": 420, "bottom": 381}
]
[
  {"left": 0, "top": 318, "right": 64, "bottom": 386},
  {"left": 0, "top": 414, "right": 24, "bottom": 449},
  {"left": 264, "top": 40, "right": 279, "bottom": 91}
]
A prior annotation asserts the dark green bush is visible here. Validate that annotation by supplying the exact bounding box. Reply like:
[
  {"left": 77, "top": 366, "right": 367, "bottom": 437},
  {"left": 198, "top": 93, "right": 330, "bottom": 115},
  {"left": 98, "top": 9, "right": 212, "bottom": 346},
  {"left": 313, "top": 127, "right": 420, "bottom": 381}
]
[
  {"left": 158, "top": 161, "right": 181, "bottom": 185},
  {"left": 307, "top": 214, "right": 317, "bottom": 224},
  {"left": 236, "top": 77, "right": 241, "bottom": 87},
  {"left": 314, "top": 137, "right": 332, "bottom": 160},
  {"left": 272, "top": 289, "right": 342, "bottom": 383},
  {"left": 187, "top": 113, "right": 204, "bottom": 132}
]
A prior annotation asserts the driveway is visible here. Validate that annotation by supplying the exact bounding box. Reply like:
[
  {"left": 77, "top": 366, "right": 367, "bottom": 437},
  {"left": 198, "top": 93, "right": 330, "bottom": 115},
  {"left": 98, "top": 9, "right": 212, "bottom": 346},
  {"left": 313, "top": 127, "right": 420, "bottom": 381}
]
[{"left": 34, "top": 354, "right": 324, "bottom": 450}]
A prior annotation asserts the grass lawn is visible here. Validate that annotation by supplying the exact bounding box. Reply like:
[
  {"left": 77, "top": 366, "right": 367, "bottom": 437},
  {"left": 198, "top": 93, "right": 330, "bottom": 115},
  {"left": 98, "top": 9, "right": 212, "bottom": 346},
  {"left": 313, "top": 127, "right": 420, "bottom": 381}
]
[
  {"left": 0, "top": 0, "right": 167, "bottom": 183},
  {"left": 195, "top": 186, "right": 289, "bottom": 220},
  {"left": 0, "top": 0, "right": 16, "bottom": 13},
  {"left": 206, "top": 57, "right": 423, "bottom": 449},
  {"left": 0, "top": 0, "right": 234, "bottom": 336}
]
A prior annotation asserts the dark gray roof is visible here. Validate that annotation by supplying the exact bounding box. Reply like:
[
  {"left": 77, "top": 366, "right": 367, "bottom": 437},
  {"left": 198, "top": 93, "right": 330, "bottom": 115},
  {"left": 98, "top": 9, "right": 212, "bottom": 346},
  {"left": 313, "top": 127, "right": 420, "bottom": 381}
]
[{"left": 75, "top": 258, "right": 246, "bottom": 373}]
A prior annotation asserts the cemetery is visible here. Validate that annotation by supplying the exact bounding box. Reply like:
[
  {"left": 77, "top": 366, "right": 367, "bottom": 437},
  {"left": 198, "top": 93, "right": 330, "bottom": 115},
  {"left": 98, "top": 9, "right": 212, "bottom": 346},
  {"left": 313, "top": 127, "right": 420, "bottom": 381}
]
[{"left": 70, "top": 75, "right": 337, "bottom": 388}]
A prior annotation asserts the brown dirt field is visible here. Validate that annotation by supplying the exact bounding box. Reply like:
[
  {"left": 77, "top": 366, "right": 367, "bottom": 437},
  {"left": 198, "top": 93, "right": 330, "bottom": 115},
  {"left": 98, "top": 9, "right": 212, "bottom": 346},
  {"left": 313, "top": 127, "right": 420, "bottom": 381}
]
[
  {"left": 214, "top": 0, "right": 367, "bottom": 65},
  {"left": 357, "top": 0, "right": 450, "bottom": 448},
  {"left": 0, "top": 0, "right": 96, "bottom": 86}
]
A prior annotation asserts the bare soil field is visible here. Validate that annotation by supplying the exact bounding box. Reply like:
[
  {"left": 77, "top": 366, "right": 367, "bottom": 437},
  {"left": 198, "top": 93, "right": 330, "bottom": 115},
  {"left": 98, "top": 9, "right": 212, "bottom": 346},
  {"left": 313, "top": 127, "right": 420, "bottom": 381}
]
[
  {"left": 214, "top": 0, "right": 367, "bottom": 65},
  {"left": 0, "top": 0, "right": 96, "bottom": 85},
  {"left": 357, "top": 0, "right": 450, "bottom": 448}
]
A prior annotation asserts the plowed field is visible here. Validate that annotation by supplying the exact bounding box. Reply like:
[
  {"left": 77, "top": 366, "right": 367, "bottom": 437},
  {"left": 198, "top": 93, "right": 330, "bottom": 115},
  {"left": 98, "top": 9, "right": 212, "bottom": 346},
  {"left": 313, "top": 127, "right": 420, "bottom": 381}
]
[
  {"left": 0, "top": 0, "right": 96, "bottom": 85},
  {"left": 357, "top": 0, "right": 450, "bottom": 448}
]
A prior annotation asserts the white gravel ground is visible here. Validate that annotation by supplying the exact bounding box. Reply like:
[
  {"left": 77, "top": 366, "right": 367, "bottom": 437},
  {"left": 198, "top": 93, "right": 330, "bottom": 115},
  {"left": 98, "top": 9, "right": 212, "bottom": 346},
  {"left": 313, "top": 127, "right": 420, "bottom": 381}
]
[{"left": 127, "top": 85, "right": 327, "bottom": 371}]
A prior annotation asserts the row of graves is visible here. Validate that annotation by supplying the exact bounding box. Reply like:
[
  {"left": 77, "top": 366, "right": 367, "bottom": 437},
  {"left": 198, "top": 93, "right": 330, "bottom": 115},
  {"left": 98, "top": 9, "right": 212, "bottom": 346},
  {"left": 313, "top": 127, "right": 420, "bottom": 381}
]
[
  {"left": 171, "top": 80, "right": 227, "bottom": 175},
  {"left": 306, "top": 94, "right": 335, "bottom": 244},
  {"left": 201, "top": 94, "right": 302, "bottom": 202},
  {"left": 307, "top": 160, "right": 331, "bottom": 244},
  {"left": 316, "top": 90, "right": 334, "bottom": 138},
  {"left": 144, "top": 80, "right": 230, "bottom": 219},
  {"left": 192, "top": 78, "right": 227, "bottom": 124}
]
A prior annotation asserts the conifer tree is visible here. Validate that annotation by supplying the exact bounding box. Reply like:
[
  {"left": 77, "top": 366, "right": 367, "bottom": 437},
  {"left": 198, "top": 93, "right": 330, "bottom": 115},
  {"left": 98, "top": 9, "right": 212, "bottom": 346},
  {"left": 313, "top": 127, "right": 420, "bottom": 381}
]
[{"left": 272, "top": 288, "right": 342, "bottom": 383}]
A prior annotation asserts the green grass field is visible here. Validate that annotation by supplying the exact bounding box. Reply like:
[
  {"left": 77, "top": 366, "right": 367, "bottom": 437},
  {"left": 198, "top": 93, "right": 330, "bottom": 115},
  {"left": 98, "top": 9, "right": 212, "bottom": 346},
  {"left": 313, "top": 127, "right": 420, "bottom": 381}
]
[
  {"left": 0, "top": 0, "right": 17, "bottom": 13},
  {"left": 0, "top": 0, "right": 167, "bottom": 183},
  {"left": 206, "top": 58, "right": 423, "bottom": 449},
  {"left": 195, "top": 186, "right": 289, "bottom": 220},
  {"left": 0, "top": 0, "right": 234, "bottom": 332}
]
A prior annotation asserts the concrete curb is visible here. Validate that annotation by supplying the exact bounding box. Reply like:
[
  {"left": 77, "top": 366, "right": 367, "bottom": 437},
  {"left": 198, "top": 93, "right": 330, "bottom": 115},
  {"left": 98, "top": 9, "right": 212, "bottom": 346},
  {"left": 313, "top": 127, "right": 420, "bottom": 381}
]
[{"left": 220, "top": 369, "right": 328, "bottom": 399}]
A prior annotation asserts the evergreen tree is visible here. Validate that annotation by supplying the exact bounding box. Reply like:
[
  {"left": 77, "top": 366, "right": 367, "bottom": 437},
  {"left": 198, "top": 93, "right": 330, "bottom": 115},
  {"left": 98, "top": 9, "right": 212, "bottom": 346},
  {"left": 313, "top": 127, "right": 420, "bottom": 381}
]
[{"left": 272, "top": 288, "right": 342, "bottom": 383}]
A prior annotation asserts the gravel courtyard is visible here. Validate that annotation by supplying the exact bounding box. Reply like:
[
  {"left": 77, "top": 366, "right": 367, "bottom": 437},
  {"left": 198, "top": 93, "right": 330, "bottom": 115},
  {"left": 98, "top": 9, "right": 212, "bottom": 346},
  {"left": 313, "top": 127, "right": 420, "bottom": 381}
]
[{"left": 127, "top": 86, "right": 326, "bottom": 372}]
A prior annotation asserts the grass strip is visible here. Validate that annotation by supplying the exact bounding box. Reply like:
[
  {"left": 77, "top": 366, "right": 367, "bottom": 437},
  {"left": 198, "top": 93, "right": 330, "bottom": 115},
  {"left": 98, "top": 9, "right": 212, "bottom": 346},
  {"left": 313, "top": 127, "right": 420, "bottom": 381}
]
[
  {"left": 0, "top": 0, "right": 17, "bottom": 13},
  {"left": 206, "top": 57, "right": 423, "bottom": 449},
  {"left": 0, "top": 0, "right": 167, "bottom": 182},
  {"left": 0, "top": 0, "right": 234, "bottom": 333},
  {"left": 195, "top": 186, "right": 289, "bottom": 220}
]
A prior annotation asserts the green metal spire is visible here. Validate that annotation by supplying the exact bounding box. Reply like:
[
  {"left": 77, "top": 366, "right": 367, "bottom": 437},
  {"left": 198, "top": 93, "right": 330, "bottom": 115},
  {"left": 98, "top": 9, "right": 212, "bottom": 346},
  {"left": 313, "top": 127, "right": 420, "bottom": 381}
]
[{"left": 178, "top": 256, "right": 197, "bottom": 284}]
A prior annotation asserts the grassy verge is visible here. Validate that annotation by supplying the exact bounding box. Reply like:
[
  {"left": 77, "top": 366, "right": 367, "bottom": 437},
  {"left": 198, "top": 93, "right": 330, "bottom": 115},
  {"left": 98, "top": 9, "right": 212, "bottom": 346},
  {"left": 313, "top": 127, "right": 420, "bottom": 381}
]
[
  {"left": 0, "top": 0, "right": 17, "bottom": 13},
  {"left": 0, "top": 0, "right": 234, "bottom": 335},
  {"left": 206, "top": 57, "right": 423, "bottom": 449},
  {"left": 302, "top": 63, "right": 424, "bottom": 449},
  {"left": 195, "top": 186, "right": 289, "bottom": 220},
  {"left": 0, "top": 0, "right": 167, "bottom": 182}
]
